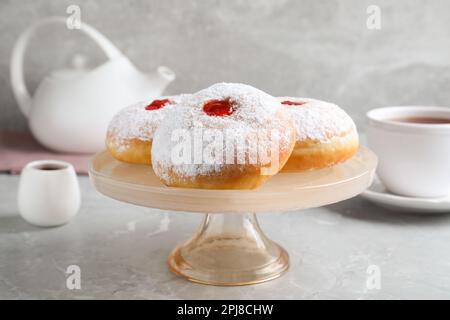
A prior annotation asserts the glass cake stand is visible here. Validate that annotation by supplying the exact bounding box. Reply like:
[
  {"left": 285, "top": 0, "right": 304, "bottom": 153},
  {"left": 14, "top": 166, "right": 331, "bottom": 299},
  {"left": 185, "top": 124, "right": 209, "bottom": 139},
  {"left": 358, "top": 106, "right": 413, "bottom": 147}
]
[{"left": 89, "top": 147, "right": 377, "bottom": 286}]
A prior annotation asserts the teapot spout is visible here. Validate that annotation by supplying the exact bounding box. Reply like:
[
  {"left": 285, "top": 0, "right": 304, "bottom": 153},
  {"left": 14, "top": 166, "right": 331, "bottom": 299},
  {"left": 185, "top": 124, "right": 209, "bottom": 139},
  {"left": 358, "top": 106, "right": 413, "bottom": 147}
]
[
  {"left": 157, "top": 65, "right": 176, "bottom": 87},
  {"left": 143, "top": 66, "right": 175, "bottom": 98}
]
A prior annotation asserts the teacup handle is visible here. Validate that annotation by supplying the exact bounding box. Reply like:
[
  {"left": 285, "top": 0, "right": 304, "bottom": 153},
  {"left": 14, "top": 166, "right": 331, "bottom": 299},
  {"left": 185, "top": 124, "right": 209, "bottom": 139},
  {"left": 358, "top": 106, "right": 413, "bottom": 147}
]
[{"left": 10, "top": 16, "right": 123, "bottom": 118}]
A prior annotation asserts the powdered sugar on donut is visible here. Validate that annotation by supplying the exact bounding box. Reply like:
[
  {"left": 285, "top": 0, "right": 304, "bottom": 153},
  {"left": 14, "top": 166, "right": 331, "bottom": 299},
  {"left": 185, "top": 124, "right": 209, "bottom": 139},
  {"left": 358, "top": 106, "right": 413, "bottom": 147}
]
[
  {"left": 107, "top": 95, "right": 188, "bottom": 151},
  {"left": 152, "top": 83, "right": 295, "bottom": 182},
  {"left": 279, "top": 97, "right": 356, "bottom": 142}
]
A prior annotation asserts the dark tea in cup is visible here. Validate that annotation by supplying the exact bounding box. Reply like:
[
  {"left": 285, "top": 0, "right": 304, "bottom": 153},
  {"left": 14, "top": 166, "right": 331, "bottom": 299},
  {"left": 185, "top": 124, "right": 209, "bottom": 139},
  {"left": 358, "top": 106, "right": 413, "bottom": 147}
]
[{"left": 389, "top": 117, "right": 450, "bottom": 124}]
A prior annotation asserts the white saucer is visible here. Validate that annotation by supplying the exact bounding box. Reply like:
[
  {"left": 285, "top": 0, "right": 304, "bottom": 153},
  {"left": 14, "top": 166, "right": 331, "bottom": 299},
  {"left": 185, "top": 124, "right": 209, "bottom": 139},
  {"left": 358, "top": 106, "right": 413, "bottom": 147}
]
[{"left": 360, "top": 176, "right": 450, "bottom": 213}]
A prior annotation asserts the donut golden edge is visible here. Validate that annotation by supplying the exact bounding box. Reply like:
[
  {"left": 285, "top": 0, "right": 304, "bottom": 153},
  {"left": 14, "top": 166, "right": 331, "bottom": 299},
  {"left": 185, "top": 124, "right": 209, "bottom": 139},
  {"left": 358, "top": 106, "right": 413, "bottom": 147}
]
[
  {"left": 106, "top": 134, "right": 152, "bottom": 165},
  {"left": 281, "top": 130, "right": 359, "bottom": 172}
]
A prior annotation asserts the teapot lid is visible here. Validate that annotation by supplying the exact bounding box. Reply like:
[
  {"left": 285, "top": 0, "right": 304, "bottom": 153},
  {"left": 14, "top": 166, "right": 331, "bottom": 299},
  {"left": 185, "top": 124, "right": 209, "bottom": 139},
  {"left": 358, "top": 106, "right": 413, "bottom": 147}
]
[{"left": 48, "top": 54, "right": 89, "bottom": 80}]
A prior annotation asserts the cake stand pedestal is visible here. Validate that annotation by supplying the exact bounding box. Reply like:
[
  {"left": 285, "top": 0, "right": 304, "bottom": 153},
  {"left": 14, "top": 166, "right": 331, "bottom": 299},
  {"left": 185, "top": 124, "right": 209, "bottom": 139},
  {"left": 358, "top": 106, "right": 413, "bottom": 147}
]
[{"left": 89, "top": 147, "right": 377, "bottom": 286}]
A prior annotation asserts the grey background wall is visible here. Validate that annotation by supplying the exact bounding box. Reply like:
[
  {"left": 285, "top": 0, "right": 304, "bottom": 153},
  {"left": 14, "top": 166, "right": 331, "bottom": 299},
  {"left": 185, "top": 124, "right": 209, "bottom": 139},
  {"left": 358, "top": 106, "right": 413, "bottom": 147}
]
[{"left": 1, "top": 0, "right": 450, "bottom": 131}]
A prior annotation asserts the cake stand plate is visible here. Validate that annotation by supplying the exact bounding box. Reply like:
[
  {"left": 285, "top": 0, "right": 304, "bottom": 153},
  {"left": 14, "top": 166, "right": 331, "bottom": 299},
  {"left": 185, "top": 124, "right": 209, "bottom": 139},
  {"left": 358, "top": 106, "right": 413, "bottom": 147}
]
[{"left": 89, "top": 147, "right": 377, "bottom": 286}]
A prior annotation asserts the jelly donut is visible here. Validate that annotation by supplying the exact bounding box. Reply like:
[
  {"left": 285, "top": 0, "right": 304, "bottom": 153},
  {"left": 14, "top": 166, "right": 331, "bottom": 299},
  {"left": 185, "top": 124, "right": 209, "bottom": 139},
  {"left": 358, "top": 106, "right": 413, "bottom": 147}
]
[
  {"left": 106, "top": 96, "right": 187, "bottom": 165},
  {"left": 151, "top": 83, "right": 296, "bottom": 189},
  {"left": 278, "top": 97, "right": 359, "bottom": 172}
]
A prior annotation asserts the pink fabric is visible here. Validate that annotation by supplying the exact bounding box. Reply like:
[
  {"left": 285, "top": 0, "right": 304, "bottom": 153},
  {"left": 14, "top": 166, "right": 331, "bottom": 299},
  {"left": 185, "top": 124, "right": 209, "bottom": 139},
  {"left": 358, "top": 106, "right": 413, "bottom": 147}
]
[{"left": 0, "top": 131, "right": 93, "bottom": 175}]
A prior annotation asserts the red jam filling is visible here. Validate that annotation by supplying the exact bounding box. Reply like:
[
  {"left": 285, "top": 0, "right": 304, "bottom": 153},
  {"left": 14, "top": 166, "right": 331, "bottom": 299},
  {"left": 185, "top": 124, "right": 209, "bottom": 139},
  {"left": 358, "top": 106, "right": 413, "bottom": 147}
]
[
  {"left": 145, "top": 99, "right": 171, "bottom": 110},
  {"left": 203, "top": 99, "right": 235, "bottom": 116},
  {"left": 281, "top": 100, "right": 306, "bottom": 106}
]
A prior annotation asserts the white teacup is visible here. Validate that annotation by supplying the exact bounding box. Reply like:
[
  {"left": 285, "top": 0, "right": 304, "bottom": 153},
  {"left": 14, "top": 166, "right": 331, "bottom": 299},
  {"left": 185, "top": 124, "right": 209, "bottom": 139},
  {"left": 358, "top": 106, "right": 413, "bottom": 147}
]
[
  {"left": 367, "top": 106, "right": 450, "bottom": 198},
  {"left": 18, "top": 160, "right": 81, "bottom": 227}
]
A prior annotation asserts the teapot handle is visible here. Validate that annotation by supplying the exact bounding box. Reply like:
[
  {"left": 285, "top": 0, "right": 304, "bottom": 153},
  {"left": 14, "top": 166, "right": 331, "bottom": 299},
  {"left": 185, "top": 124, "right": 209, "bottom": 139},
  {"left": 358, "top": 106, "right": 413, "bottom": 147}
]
[{"left": 10, "top": 16, "right": 123, "bottom": 117}]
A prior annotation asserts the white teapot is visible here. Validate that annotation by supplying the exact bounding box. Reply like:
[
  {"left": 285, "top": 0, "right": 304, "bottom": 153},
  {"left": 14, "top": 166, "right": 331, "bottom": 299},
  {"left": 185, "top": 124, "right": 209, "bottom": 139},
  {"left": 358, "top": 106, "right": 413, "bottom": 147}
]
[{"left": 10, "top": 17, "right": 175, "bottom": 153}]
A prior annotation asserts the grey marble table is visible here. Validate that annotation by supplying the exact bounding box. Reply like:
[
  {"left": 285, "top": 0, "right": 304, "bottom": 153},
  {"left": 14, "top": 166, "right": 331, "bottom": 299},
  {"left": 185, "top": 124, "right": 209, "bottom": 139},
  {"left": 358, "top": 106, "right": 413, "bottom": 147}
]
[{"left": 0, "top": 174, "right": 449, "bottom": 299}]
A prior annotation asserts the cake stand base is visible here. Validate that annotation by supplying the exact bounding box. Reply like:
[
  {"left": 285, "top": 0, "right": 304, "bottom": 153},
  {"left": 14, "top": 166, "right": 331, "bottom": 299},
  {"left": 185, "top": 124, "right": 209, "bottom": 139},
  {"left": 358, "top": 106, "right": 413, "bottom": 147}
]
[
  {"left": 89, "top": 147, "right": 377, "bottom": 286},
  {"left": 168, "top": 213, "right": 289, "bottom": 286}
]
